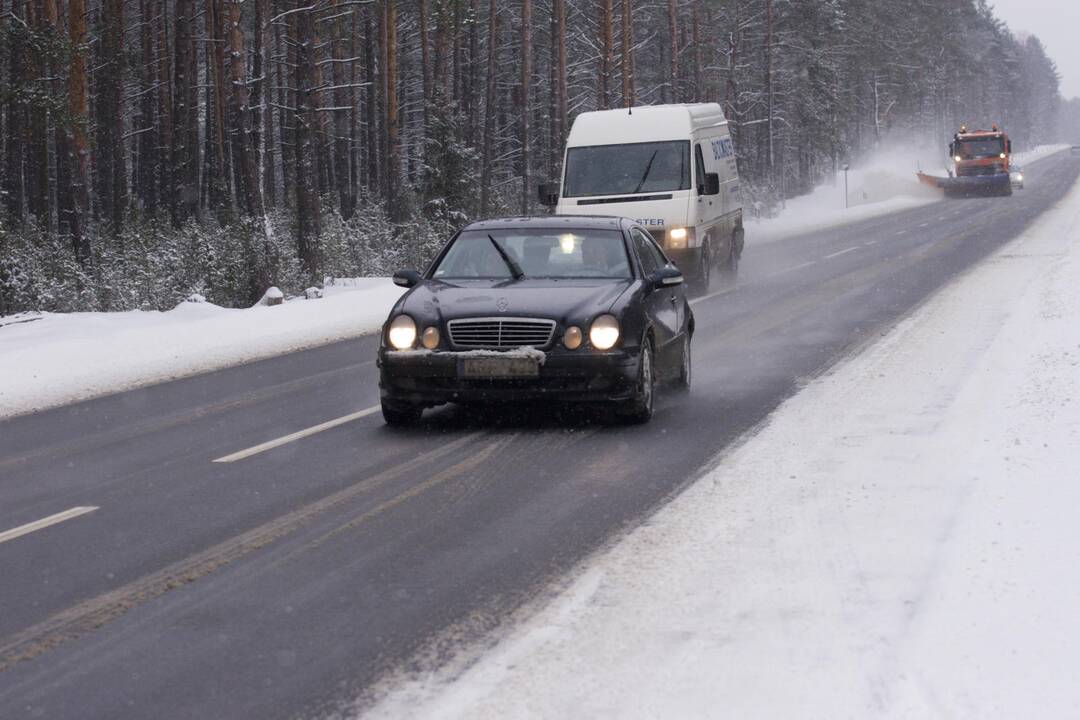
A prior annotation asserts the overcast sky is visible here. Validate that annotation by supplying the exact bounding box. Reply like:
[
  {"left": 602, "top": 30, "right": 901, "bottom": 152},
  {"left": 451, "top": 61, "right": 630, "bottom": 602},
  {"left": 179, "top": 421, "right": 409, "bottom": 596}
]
[{"left": 990, "top": 0, "right": 1080, "bottom": 99}]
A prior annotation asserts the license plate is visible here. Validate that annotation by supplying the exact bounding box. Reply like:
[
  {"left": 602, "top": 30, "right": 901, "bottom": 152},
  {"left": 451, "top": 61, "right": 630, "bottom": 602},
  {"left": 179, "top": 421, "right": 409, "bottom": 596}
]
[{"left": 460, "top": 356, "right": 539, "bottom": 378}]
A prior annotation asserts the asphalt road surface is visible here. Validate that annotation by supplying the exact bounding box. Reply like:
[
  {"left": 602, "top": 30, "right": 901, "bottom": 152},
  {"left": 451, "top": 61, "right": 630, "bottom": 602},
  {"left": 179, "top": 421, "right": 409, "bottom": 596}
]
[{"left": 2, "top": 152, "right": 1078, "bottom": 719}]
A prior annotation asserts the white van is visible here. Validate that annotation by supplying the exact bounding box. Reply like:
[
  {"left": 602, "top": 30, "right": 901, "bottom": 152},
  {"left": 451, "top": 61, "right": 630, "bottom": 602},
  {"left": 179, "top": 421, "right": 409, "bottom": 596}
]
[{"left": 539, "top": 103, "right": 744, "bottom": 290}]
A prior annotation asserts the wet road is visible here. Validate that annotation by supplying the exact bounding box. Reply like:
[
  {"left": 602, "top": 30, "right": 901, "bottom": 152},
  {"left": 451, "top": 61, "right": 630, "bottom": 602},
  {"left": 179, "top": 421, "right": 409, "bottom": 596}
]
[{"left": 1, "top": 151, "right": 1077, "bottom": 719}]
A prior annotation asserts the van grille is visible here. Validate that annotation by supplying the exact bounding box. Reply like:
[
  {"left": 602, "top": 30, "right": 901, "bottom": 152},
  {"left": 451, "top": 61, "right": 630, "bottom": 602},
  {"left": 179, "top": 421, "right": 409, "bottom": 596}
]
[{"left": 447, "top": 317, "right": 556, "bottom": 349}]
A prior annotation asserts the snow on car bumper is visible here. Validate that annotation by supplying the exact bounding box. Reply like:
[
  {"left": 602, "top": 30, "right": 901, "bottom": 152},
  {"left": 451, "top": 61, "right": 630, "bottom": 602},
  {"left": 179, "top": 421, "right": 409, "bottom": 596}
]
[{"left": 378, "top": 348, "right": 639, "bottom": 405}]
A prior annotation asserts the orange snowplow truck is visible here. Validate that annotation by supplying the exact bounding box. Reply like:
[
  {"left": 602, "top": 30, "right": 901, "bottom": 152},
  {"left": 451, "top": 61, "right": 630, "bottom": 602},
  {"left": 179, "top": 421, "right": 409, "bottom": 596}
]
[{"left": 946, "top": 124, "right": 1013, "bottom": 196}]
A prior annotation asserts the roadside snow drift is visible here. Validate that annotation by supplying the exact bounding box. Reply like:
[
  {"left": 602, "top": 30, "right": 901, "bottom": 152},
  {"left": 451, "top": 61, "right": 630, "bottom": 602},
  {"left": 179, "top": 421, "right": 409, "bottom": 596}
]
[
  {"left": 361, "top": 169, "right": 1080, "bottom": 716},
  {"left": 0, "top": 279, "right": 403, "bottom": 418}
]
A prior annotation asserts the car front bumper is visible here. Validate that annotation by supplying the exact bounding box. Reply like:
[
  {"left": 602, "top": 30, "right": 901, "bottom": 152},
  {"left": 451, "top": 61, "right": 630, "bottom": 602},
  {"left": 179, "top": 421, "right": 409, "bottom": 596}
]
[{"left": 378, "top": 348, "right": 640, "bottom": 406}]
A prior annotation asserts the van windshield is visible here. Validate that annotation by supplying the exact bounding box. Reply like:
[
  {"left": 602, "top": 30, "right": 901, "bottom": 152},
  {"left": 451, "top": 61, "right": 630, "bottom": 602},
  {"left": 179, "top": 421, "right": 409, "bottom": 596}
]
[{"left": 564, "top": 141, "right": 691, "bottom": 197}]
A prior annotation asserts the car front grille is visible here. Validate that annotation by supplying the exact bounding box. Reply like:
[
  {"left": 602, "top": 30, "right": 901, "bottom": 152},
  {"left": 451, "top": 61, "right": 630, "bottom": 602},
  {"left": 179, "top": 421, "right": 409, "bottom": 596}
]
[{"left": 447, "top": 317, "right": 556, "bottom": 349}]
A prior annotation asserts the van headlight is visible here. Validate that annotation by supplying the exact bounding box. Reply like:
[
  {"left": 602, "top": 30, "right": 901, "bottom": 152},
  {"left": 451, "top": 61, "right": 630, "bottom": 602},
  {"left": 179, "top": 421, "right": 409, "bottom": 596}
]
[
  {"left": 668, "top": 227, "right": 690, "bottom": 249},
  {"left": 388, "top": 315, "right": 417, "bottom": 350},
  {"left": 589, "top": 315, "right": 620, "bottom": 350}
]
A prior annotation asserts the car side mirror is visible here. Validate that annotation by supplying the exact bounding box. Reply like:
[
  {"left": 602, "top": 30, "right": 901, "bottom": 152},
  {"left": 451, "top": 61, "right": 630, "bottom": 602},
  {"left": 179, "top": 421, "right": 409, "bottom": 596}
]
[
  {"left": 538, "top": 182, "right": 560, "bottom": 207},
  {"left": 653, "top": 265, "right": 684, "bottom": 288},
  {"left": 1007, "top": 140, "right": 1012, "bottom": 154},
  {"left": 704, "top": 172, "right": 721, "bottom": 196},
  {"left": 392, "top": 269, "right": 422, "bottom": 288}
]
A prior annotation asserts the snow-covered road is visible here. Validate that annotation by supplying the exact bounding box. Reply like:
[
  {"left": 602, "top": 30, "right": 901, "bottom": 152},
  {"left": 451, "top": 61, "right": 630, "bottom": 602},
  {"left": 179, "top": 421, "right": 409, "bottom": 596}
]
[{"left": 364, "top": 157, "right": 1080, "bottom": 717}]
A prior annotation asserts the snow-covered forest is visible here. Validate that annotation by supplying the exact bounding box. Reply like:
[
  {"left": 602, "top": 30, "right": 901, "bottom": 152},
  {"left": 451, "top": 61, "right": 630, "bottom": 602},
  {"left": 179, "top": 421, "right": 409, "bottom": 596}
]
[{"left": 0, "top": 0, "right": 1066, "bottom": 313}]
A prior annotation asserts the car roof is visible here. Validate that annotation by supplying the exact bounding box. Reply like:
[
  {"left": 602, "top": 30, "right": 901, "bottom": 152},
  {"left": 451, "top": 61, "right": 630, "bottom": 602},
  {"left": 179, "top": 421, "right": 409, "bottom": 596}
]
[{"left": 462, "top": 215, "right": 630, "bottom": 232}]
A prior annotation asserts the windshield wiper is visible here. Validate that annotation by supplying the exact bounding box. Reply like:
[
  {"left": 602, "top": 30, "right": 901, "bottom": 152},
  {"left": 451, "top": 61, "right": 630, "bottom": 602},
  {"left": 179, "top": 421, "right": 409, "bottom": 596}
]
[
  {"left": 632, "top": 149, "right": 659, "bottom": 194},
  {"left": 487, "top": 234, "right": 525, "bottom": 280}
]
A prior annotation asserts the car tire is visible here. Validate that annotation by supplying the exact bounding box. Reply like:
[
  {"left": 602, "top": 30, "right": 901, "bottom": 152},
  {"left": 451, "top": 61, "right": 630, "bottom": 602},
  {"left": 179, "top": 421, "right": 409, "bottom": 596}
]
[
  {"left": 382, "top": 399, "right": 423, "bottom": 426},
  {"left": 619, "top": 338, "right": 655, "bottom": 424},
  {"left": 676, "top": 333, "right": 692, "bottom": 391}
]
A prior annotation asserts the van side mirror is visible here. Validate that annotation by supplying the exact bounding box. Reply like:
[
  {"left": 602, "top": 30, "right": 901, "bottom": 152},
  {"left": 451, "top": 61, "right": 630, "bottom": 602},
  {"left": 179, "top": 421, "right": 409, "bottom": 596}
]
[
  {"left": 537, "top": 182, "right": 560, "bottom": 206},
  {"left": 704, "top": 172, "right": 721, "bottom": 196},
  {"left": 392, "top": 269, "right": 422, "bottom": 288}
]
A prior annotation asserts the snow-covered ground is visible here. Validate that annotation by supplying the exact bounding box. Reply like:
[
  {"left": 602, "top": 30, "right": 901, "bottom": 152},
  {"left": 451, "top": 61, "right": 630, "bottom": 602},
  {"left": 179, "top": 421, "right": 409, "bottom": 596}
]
[
  {"left": 361, "top": 168, "right": 1080, "bottom": 716},
  {"left": 0, "top": 279, "right": 403, "bottom": 418},
  {"left": 749, "top": 144, "right": 1070, "bottom": 244}
]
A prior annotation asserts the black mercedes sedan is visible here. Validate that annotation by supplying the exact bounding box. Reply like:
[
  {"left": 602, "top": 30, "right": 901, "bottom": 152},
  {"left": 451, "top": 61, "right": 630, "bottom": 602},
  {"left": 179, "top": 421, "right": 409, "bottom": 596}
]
[{"left": 377, "top": 215, "right": 694, "bottom": 425}]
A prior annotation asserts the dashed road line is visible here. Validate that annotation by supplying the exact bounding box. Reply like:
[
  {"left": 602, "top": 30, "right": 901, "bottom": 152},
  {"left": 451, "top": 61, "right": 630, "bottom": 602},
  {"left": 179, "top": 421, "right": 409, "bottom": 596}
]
[
  {"left": 824, "top": 247, "right": 859, "bottom": 260},
  {"left": 213, "top": 406, "right": 382, "bottom": 463},
  {"left": 0, "top": 507, "right": 99, "bottom": 546},
  {"left": 689, "top": 286, "right": 737, "bottom": 306},
  {"left": 767, "top": 260, "right": 817, "bottom": 278}
]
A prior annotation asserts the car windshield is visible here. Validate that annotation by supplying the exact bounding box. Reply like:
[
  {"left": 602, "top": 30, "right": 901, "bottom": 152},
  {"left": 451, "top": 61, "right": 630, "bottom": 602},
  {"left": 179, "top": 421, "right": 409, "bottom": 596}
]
[
  {"left": 956, "top": 138, "right": 1005, "bottom": 158},
  {"left": 432, "top": 229, "right": 633, "bottom": 280},
  {"left": 563, "top": 141, "right": 691, "bottom": 197}
]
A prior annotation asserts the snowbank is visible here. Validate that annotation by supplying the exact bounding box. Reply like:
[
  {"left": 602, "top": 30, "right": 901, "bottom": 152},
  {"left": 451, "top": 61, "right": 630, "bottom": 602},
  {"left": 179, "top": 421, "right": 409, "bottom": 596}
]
[
  {"left": 361, "top": 169, "right": 1080, "bottom": 715},
  {"left": 748, "top": 143, "right": 1070, "bottom": 245},
  {"left": 0, "top": 278, "right": 403, "bottom": 418}
]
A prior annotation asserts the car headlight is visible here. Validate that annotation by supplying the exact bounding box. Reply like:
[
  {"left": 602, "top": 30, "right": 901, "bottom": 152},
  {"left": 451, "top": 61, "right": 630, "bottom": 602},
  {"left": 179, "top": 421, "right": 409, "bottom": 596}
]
[
  {"left": 954, "top": 156, "right": 962, "bottom": 163},
  {"left": 388, "top": 315, "right": 417, "bottom": 350},
  {"left": 563, "top": 326, "right": 583, "bottom": 350},
  {"left": 421, "top": 326, "right": 440, "bottom": 350},
  {"left": 589, "top": 315, "right": 620, "bottom": 350}
]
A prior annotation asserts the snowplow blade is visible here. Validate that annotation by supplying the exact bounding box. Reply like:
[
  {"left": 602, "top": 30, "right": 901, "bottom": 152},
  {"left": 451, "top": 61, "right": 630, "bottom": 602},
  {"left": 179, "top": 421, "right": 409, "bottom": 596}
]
[{"left": 916, "top": 172, "right": 1011, "bottom": 197}]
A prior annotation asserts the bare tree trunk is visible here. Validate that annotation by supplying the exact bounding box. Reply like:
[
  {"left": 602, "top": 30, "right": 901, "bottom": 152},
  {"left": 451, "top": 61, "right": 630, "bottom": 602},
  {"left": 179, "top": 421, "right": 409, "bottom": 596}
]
[
  {"left": 364, "top": 10, "right": 379, "bottom": 194},
  {"left": 254, "top": 0, "right": 276, "bottom": 207},
  {"left": 205, "top": 0, "right": 230, "bottom": 214},
  {"left": 136, "top": 0, "right": 160, "bottom": 216},
  {"left": 68, "top": 0, "right": 92, "bottom": 263},
  {"left": 419, "top": 0, "right": 431, "bottom": 131},
  {"left": 597, "top": 0, "right": 612, "bottom": 110},
  {"left": 620, "top": 0, "right": 634, "bottom": 107},
  {"left": 172, "top": 0, "right": 200, "bottom": 223},
  {"left": 3, "top": 0, "right": 27, "bottom": 223},
  {"left": 479, "top": 0, "right": 497, "bottom": 215},
  {"left": 227, "top": 0, "right": 263, "bottom": 219},
  {"left": 27, "top": 0, "right": 51, "bottom": 228},
  {"left": 764, "top": 0, "right": 774, "bottom": 182},
  {"left": 692, "top": 0, "right": 703, "bottom": 101},
  {"left": 520, "top": 0, "right": 531, "bottom": 215},
  {"left": 384, "top": 0, "right": 401, "bottom": 222},
  {"left": 295, "top": 1, "right": 321, "bottom": 275},
  {"left": 95, "top": 0, "right": 127, "bottom": 232},
  {"left": 331, "top": 0, "right": 356, "bottom": 218},
  {"left": 667, "top": 0, "right": 678, "bottom": 103},
  {"left": 549, "top": 0, "right": 566, "bottom": 179}
]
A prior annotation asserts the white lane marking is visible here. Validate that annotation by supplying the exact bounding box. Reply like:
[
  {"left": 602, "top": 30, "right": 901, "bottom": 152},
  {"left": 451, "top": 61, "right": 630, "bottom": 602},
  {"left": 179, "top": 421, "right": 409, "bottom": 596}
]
[
  {"left": 689, "top": 286, "right": 736, "bottom": 306},
  {"left": 213, "top": 406, "right": 382, "bottom": 463},
  {"left": 766, "top": 260, "right": 817, "bottom": 278},
  {"left": 896, "top": 229, "right": 908, "bottom": 236},
  {"left": 917, "top": 222, "right": 930, "bottom": 228},
  {"left": 0, "top": 507, "right": 99, "bottom": 545},
  {"left": 864, "top": 240, "right": 878, "bottom": 246},
  {"left": 824, "top": 246, "right": 859, "bottom": 260}
]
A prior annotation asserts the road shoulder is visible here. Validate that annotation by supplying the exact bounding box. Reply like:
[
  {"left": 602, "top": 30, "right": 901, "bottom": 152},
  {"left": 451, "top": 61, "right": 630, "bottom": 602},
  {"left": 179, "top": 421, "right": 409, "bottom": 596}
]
[{"left": 359, "top": 162, "right": 1080, "bottom": 717}]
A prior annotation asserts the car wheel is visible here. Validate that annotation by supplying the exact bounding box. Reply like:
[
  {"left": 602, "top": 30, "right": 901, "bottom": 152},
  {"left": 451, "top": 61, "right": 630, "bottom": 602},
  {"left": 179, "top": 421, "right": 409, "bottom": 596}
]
[
  {"left": 382, "top": 399, "right": 423, "bottom": 426},
  {"left": 620, "top": 338, "right": 655, "bottom": 423},
  {"left": 676, "top": 333, "right": 692, "bottom": 391}
]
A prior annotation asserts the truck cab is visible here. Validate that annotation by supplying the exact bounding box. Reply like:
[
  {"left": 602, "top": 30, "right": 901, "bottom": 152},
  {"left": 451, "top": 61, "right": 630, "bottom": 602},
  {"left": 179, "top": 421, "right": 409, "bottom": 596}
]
[
  {"left": 539, "top": 103, "right": 744, "bottom": 291},
  {"left": 948, "top": 125, "right": 1013, "bottom": 196}
]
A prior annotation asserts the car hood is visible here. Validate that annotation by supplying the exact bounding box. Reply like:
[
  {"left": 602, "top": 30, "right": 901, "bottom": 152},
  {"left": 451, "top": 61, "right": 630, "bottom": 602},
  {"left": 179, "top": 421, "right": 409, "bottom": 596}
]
[{"left": 401, "top": 278, "right": 633, "bottom": 324}]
